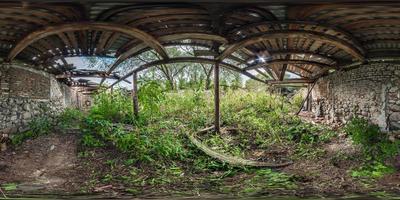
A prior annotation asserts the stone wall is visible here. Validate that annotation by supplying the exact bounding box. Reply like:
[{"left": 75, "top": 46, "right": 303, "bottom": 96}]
[
  {"left": 312, "top": 62, "right": 400, "bottom": 130},
  {"left": 0, "top": 63, "right": 80, "bottom": 134}
]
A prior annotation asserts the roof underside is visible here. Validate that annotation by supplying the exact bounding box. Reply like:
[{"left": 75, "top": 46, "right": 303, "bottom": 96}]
[{"left": 0, "top": 1, "right": 399, "bottom": 86}]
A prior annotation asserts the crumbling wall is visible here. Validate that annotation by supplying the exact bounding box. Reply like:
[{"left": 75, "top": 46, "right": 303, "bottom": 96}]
[
  {"left": 0, "top": 63, "right": 78, "bottom": 134},
  {"left": 312, "top": 62, "right": 400, "bottom": 130}
]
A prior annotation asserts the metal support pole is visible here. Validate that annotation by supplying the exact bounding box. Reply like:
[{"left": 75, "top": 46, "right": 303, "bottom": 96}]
[
  {"left": 132, "top": 72, "right": 139, "bottom": 118},
  {"left": 214, "top": 61, "right": 220, "bottom": 133}
]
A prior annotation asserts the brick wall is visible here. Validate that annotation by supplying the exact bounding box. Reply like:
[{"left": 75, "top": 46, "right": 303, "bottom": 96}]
[
  {"left": 312, "top": 62, "right": 400, "bottom": 130},
  {"left": 0, "top": 63, "right": 79, "bottom": 134}
]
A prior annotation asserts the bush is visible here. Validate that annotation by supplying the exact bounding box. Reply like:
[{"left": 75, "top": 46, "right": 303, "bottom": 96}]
[
  {"left": 138, "top": 81, "right": 166, "bottom": 119},
  {"left": 11, "top": 116, "right": 52, "bottom": 146},
  {"left": 345, "top": 117, "right": 399, "bottom": 161},
  {"left": 89, "top": 88, "right": 133, "bottom": 123},
  {"left": 351, "top": 161, "right": 395, "bottom": 179},
  {"left": 58, "top": 108, "right": 84, "bottom": 129}
]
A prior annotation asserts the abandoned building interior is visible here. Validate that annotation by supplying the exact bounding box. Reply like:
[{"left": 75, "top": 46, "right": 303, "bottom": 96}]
[
  {"left": 0, "top": 0, "right": 399, "bottom": 198},
  {"left": 0, "top": 1, "right": 399, "bottom": 133}
]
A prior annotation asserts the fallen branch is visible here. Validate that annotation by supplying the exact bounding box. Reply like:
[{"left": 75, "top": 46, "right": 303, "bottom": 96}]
[{"left": 186, "top": 126, "right": 293, "bottom": 168}]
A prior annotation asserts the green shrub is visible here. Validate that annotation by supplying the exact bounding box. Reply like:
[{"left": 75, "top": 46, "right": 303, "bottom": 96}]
[
  {"left": 89, "top": 88, "right": 133, "bottom": 123},
  {"left": 11, "top": 131, "right": 34, "bottom": 146},
  {"left": 29, "top": 116, "right": 52, "bottom": 136},
  {"left": 81, "top": 133, "right": 105, "bottom": 147},
  {"left": 351, "top": 161, "right": 395, "bottom": 179},
  {"left": 345, "top": 117, "right": 399, "bottom": 161},
  {"left": 138, "top": 81, "right": 166, "bottom": 119},
  {"left": 10, "top": 116, "right": 52, "bottom": 146},
  {"left": 58, "top": 108, "right": 84, "bottom": 129}
]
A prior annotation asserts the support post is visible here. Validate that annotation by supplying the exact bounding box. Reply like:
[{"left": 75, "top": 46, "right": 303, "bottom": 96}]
[
  {"left": 296, "top": 81, "right": 317, "bottom": 115},
  {"left": 306, "top": 83, "right": 312, "bottom": 111},
  {"left": 132, "top": 72, "right": 139, "bottom": 118},
  {"left": 214, "top": 61, "right": 220, "bottom": 133}
]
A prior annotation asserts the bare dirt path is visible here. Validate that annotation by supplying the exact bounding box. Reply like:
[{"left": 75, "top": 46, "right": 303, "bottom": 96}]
[{"left": 0, "top": 133, "right": 84, "bottom": 193}]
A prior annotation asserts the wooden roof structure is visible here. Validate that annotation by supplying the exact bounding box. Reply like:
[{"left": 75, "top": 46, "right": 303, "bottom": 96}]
[{"left": 1, "top": 1, "right": 400, "bottom": 85}]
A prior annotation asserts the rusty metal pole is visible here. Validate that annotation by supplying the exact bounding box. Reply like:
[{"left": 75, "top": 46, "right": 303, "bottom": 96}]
[
  {"left": 214, "top": 61, "right": 220, "bottom": 133},
  {"left": 132, "top": 72, "right": 139, "bottom": 118}
]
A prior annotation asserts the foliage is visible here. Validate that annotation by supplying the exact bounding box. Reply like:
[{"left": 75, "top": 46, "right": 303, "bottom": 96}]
[
  {"left": 345, "top": 117, "right": 399, "bottom": 161},
  {"left": 287, "top": 121, "right": 335, "bottom": 144},
  {"left": 29, "top": 116, "right": 52, "bottom": 136},
  {"left": 241, "top": 169, "right": 296, "bottom": 193},
  {"left": 1, "top": 183, "right": 17, "bottom": 191},
  {"left": 81, "top": 133, "right": 105, "bottom": 148},
  {"left": 290, "top": 88, "right": 306, "bottom": 110},
  {"left": 58, "top": 108, "right": 84, "bottom": 129},
  {"left": 137, "top": 81, "right": 166, "bottom": 119},
  {"left": 11, "top": 116, "right": 52, "bottom": 146},
  {"left": 89, "top": 88, "right": 133, "bottom": 123},
  {"left": 351, "top": 161, "right": 395, "bottom": 179}
]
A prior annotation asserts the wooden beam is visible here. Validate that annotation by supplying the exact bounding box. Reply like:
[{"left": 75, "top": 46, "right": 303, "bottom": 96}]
[
  {"left": 214, "top": 60, "right": 220, "bottom": 133},
  {"left": 244, "top": 59, "right": 333, "bottom": 71},
  {"left": 108, "top": 57, "right": 267, "bottom": 88},
  {"left": 158, "top": 33, "right": 227, "bottom": 44},
  {"left": 7, "top": 22, "right": 168, "bottom": 61},
  {"left": 268, "top": 78, "right": 314, "bottom": 84},
  {"left": 249, "top": 50, "right": 337, "bottom": 65},
  {"left": 279, "top": 64, "right": 287, "bottom": 81},
  {"left": 217, "top": 30, "right": 365, "bottom": 62},
  {"left": 132, "top": 72, "right": 139, "bottom": 118},
  {"left": 228, "top": 20, "right": 363, "bottom": 51},
  {"left": 296, "top": 81, "right": 317, "bottom": 115}
]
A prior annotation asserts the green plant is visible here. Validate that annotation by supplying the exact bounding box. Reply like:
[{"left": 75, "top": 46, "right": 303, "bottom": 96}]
[
  {"left": 351, "top": 161, "right": 395, "bottom": 179},
  {"left": 89, "top": 88, "right": 133, "bottom": 123},
  {"left": 29, "top": 116, "right": 52, "bottom": 136},
  {"left": 10, "top": 131, "right": 34, "bottom": 146},
  {"left": 1, "top": 183, "right": 17, "bottom": 191},
  {"left": 10, "top": 116, "right": 52, "bottom": 146},
  {"left": 345, "top": 117, "right": 399, "bottom": 161},
  {"left": 81, "top": 133, "right": 105, "bottom": 147},
  {"left": 58, "top": 108, "right": 84, "bottom": 129},
  {"left": 138, "top": 80, "right": 166, "bottom": 119},
  {"left": 241, "top": 169, "right": 296, "bottom": 193}
]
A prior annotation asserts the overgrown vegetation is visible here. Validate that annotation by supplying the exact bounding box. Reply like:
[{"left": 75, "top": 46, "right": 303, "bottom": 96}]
[
  {"left": 50, "top": 82, "right": 342, "bottom": 194},
  {"left": 345, "top": 117, "right": 399, "bottom": 180},
  {"left": 8, "top": 79, "right": 399, "bottom": 195}
]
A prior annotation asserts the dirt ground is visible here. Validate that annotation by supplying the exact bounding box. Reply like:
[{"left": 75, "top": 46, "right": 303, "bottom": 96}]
[{"left": 0, "top": 133, "right": 84, "bottom": 193}]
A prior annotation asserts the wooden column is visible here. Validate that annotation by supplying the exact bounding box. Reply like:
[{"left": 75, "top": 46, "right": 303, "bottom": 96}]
[
  {"left": 132, "top": 72, "right": 139, "bottom": 118},
  {"left": 306, "top": 83, "right": 313, "bottom": 111},
  {"left": 296, "top": 81, "right": 317, "bottom": 115},
  {"left": 214, "top": 61, "right": 220, "bottom": 133}
]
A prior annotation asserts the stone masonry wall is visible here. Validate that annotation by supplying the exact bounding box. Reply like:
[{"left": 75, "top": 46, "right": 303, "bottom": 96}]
[
  {"left": 0, "top": 63, "right": 79, "bottom": 134},
  {"left": 312, "top": 62, "right": 400, "bottom": 130}
]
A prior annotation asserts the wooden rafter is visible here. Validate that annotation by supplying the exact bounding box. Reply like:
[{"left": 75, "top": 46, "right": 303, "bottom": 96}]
[
  {"left": 218, "top": 30, "right": 365, "bottom": 62},
  {"left": 244, "top": 59, "right": 334, "bottom": 71},
  {"left": 6, "top": 22, "right": 169, "bottom": 61}
]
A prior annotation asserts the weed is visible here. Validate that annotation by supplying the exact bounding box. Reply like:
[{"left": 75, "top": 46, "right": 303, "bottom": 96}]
[
  {"left": 351, "top": 161, "right": 395, "bottom": 179},
  {"left": 58, "top": 108, "right": 84, "bottom": 129},
  {"left": 1, "top": 183, "right": 17, "bottom": 191},
  {"left": 345, "top": 116, "right": 399, "bottom": 161}
]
